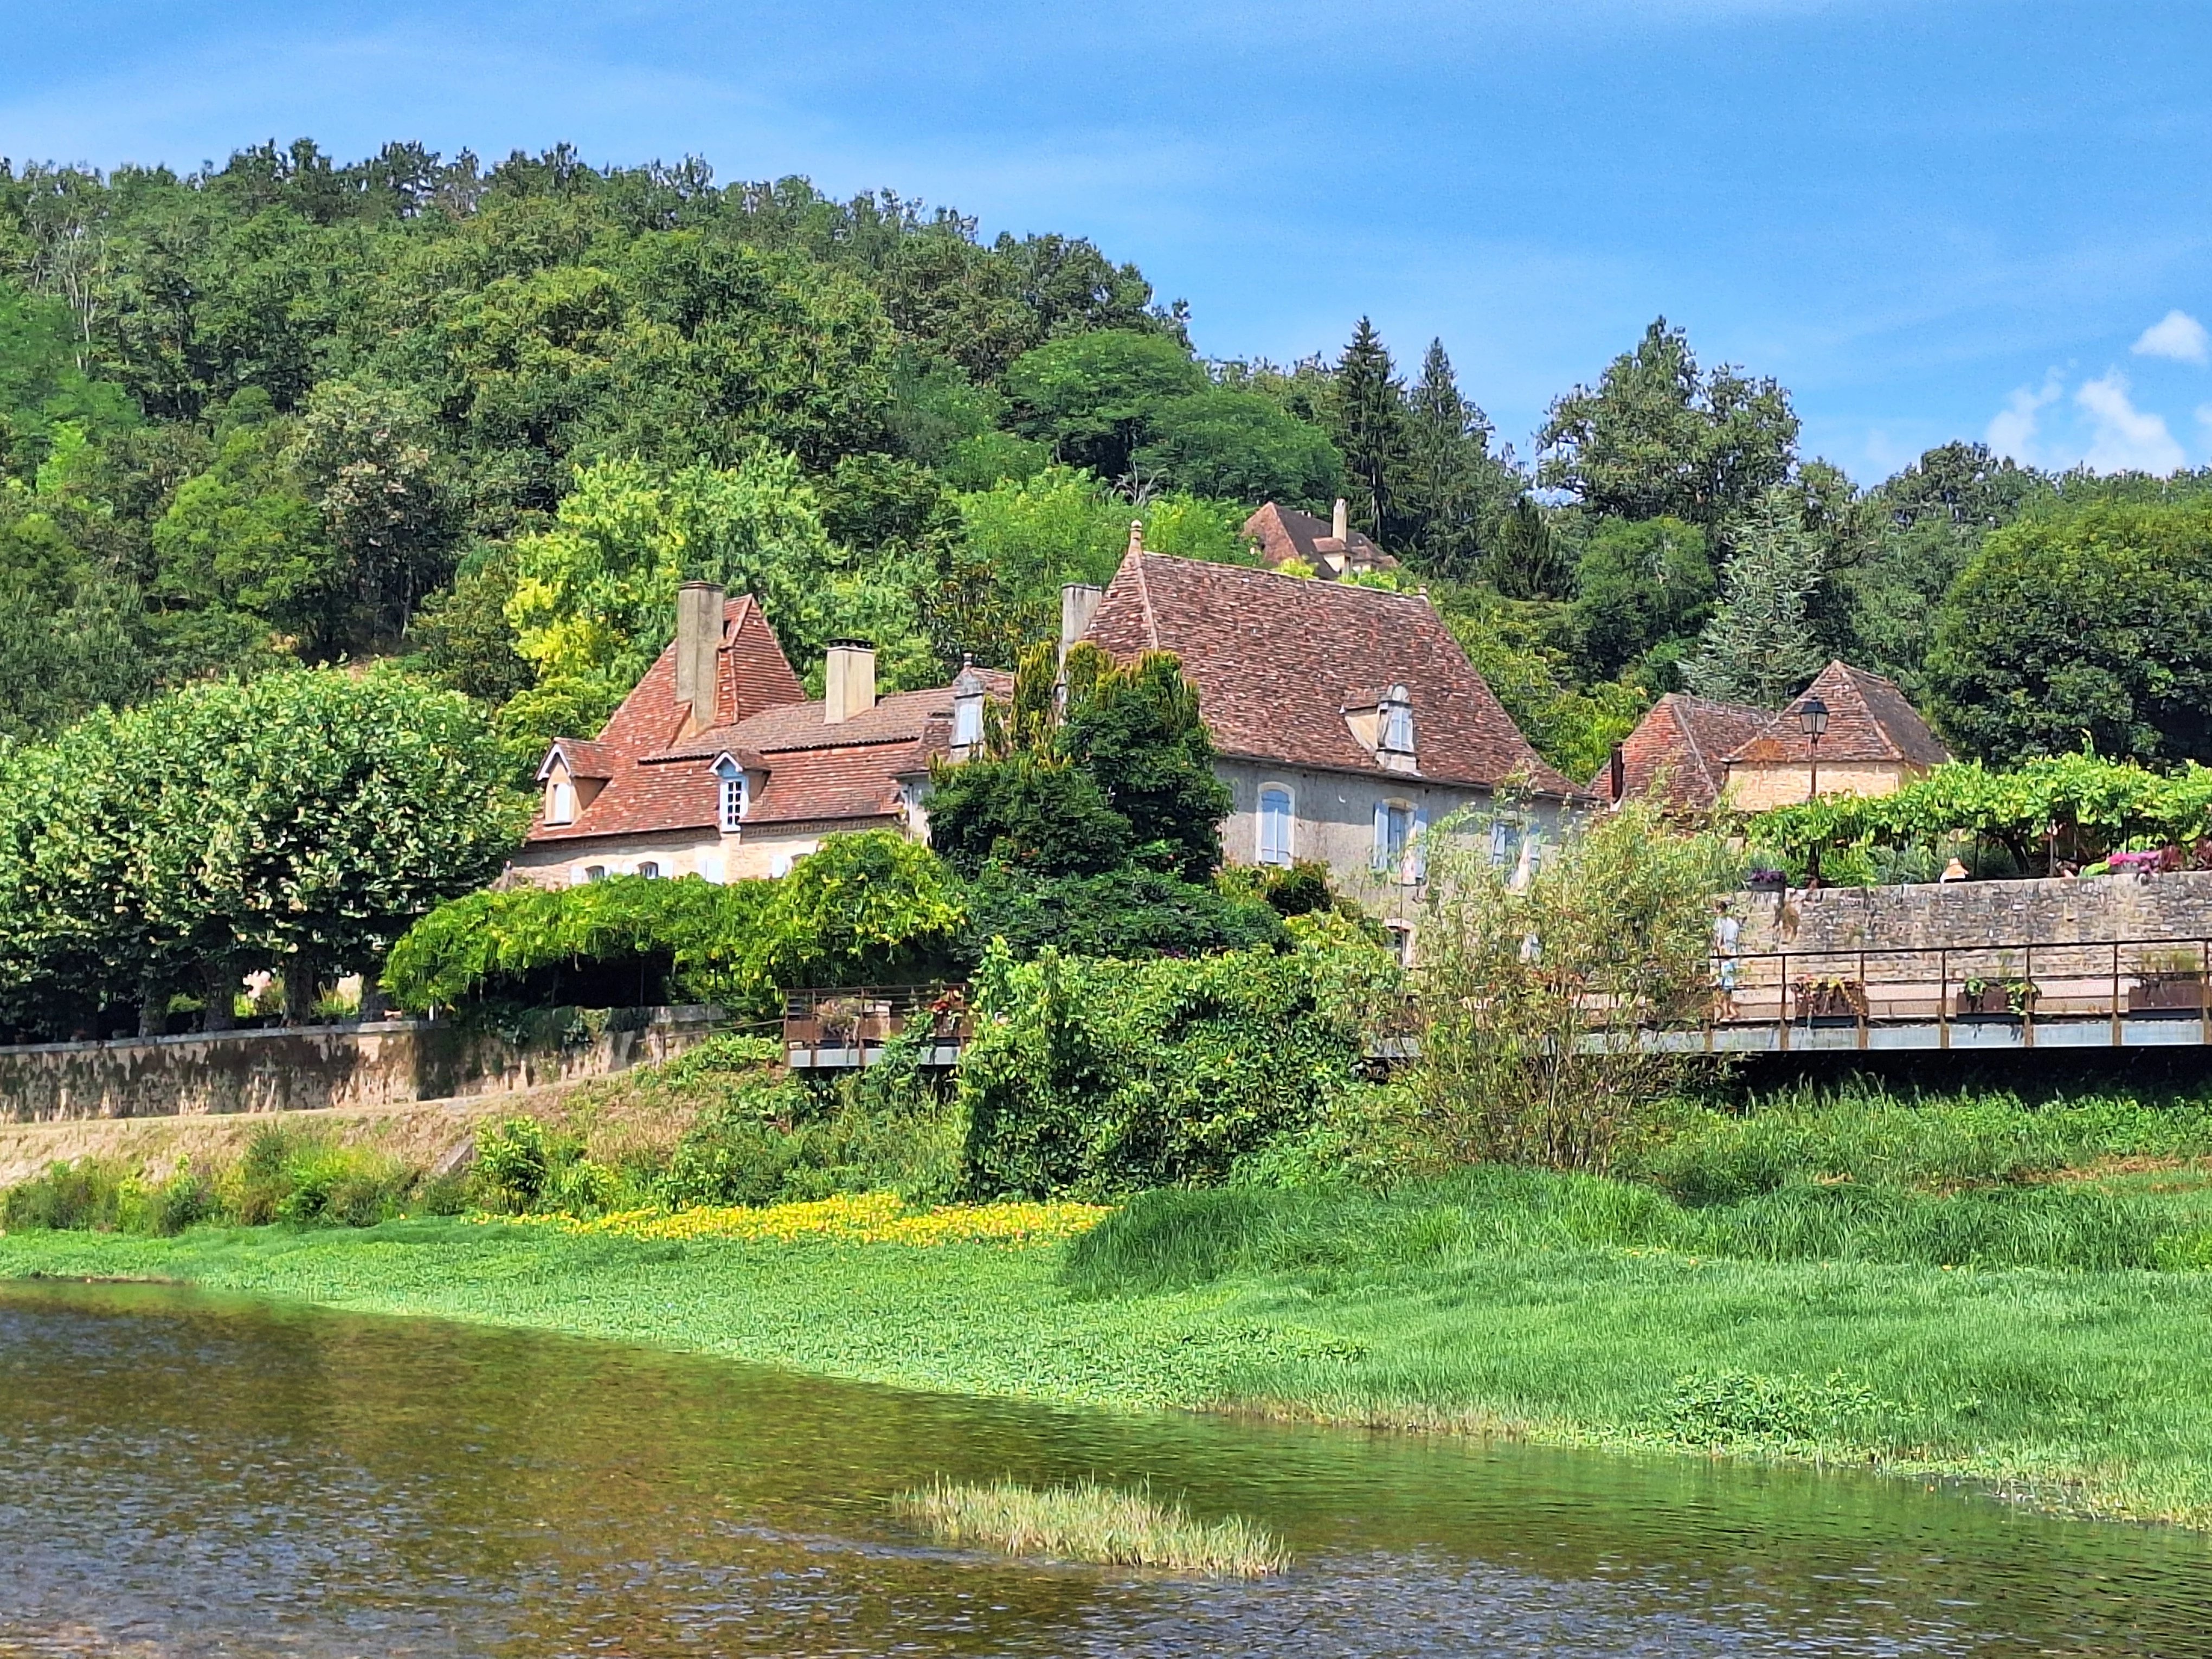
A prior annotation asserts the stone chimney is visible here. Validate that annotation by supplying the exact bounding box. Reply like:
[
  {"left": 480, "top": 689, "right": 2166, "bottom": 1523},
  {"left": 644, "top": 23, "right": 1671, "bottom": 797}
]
[
  {"left": 824, "top": 640, "right": 877, "bottom": 724},
  {"left": 1126, "top": 518, "right": 1145, "bottom": 560},
  {"left": 1332, "top": 498, "right": 1349, "bottom": 543},
  {"left": 674, "top": 581, "right": 724, "bottom": 733},
  {"left": 1060, "top": 582, "right": 1104, "bottom": 661}
]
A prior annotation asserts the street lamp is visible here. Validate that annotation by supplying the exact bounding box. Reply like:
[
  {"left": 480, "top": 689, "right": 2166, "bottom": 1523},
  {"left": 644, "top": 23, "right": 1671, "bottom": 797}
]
[{"left": 1799, "top": 695, "right": 1829, "bottom": 888}]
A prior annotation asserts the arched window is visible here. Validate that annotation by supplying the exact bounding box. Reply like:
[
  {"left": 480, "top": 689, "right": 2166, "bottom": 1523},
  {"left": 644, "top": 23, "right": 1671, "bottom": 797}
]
[
  {"left": 1257, "top": 785, "right": 1294, "bottom": 865},
  {"left": 636, "top": 861, "right": 661, "bottom": 879}
]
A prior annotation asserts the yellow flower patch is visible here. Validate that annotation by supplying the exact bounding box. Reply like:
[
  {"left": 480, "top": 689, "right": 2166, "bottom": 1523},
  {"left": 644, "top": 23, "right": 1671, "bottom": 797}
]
[{"left": 475, "top": 1191, "right": 1109, "bottom": 1248}]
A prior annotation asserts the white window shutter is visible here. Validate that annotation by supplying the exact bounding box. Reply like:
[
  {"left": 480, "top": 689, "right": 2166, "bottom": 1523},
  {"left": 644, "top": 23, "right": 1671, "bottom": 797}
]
[
  {"left": 1410, "top": 808, "right": 1429, "bottom": 883},
  {"left": 1372, "top": 801, "right": 1390, "bottom": 871}
]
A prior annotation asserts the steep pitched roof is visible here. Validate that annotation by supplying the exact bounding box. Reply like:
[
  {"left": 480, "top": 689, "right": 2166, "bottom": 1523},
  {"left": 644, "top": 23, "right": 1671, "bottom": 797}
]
[
  {"left": 1242, "top": 501, "right": 1396, "bottom": 576},
  {"left": 1722, "top": 661, "right": 1951, "bottom": 770},
  {"left": 530, "top": 665, "right": 1017, "bottom": 845},
  {"left": 528, "top": 595, "right": 807, "bottom": 844},
  {"left": 1598, "top": 693, "right": 1772, "bottom": 812},
  {"left": 1082, "top": 550, "right": 1584, "bottom": 798}
]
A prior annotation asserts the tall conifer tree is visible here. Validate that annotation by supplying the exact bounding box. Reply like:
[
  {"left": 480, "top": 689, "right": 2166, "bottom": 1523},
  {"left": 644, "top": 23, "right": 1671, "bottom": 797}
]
[
  {"left": 1681, "top": 487, "right": 1825, "bottom": 708},
  {"left": 1402, "top": 338, "right": 1516, "bottom": 578},
  {"left": 1329, "top": 318, "right": 1410, "bottom": 546}
]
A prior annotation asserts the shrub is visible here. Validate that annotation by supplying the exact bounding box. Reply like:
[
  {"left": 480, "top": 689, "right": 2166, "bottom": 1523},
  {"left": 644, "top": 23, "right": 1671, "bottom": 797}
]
[
  {"left": 658, "top": 1045, "right": 962, "bottom": 1207},
  {"left": 275, "top": 1144, "right": 411, "bottom": 1226},
  {"left": 382, "top": 876, "right": 776, "bottom": 1014},
  {"left": 472, "top": 1116, "right": 560, "bottom": 1212},
  {"left": 384, "top": 832, "right": 967, "bottom": 1015},
  {"left": 1413, "top": 799, "right": 1734, "bottom": 1171},
  {"left": 1, "top": 1158, "right": 136, "bottom": 1231},
  {"left": 957, "top": 863, "right": 1286, "bottom": 962},
  {"left": 957, "top": 931, "right": 1392, "bottom": 1199}
]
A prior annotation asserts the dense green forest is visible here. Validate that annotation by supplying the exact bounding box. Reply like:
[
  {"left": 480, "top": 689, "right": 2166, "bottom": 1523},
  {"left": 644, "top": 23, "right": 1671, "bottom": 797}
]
[{"left": 8, "top": 137, "right": 2212, "bottom": 780}]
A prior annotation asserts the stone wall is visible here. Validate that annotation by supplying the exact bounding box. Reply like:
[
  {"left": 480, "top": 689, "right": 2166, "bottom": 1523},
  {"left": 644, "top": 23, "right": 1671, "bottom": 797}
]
[
  {"left": 0, "top": 1005, "right": 725, "bottom": 1124},
  {"left": 1733, "top": 871, "right": 2212, "bottom": 960}
]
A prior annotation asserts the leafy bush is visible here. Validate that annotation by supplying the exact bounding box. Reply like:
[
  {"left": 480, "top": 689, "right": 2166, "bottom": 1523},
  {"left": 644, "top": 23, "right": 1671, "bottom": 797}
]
[
  {"left": 5, "top": 1130, "right": 408, "bottom": 1233},
  {"left": 957, "top": 863, "right": 1285, "bottom": 962},
  {"left": 221, "top": 1126, "right": 413, "bottom": 1227},
  {"left": 1413, "top": 799, "right": 1734, "bottom": 1172},
  {"left": 275, "top": 1143, "right": 412, "bottom": 1226},
  {"left": 472, "top": 1116, "right": 560, "bottom": 1212},
  {"left": 2, "top": 1158, "right": 138, "bottom": 1232},
  {"left": 383, "top": 875, "right": 776, "bottom": 1013},
  {"left": 659, "top": 1039, "right": 962, "bottom": 1207},
  {"left": 958, "top": 932, "right": 1391, "bottom": 1199}
]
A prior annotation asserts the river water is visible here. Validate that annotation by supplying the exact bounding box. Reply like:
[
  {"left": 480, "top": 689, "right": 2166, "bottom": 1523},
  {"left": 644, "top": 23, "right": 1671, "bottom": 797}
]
[{"left": 1, "top": 1279, "right": 2208, "bottom": 1657}]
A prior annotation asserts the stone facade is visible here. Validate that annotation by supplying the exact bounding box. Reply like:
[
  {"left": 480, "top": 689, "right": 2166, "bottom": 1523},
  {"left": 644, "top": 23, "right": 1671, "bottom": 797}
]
[
  {"left": 1725, "top": 761, "right": 1919, "bottom": 813},
  {"left": 1219, "top": 759, "right": 1571, "bottom": 931}
]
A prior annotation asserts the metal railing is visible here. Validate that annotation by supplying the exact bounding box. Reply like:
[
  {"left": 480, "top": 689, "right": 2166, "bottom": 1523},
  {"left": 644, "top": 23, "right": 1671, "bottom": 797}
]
[
  {"left": 1696, "top": 936, "right": 2212, "bottom": 1051},
  {"left": 780, "top": 983, "right": 971, "bottom": 1067}
]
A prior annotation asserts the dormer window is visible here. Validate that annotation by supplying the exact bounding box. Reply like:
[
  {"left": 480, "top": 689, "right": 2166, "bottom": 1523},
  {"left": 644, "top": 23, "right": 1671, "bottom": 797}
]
[
  {"left": 712, "top": 754, "right": 748, "bottom": 832},
  {"left": 546, "top": 777, "right": 577, "bottom": 825},
  {"left": 950, "top": 658, "right": 986, "bottom": 757},
  {"left": 1379, "top": 685, "right": 1414, "bottom": 755}
]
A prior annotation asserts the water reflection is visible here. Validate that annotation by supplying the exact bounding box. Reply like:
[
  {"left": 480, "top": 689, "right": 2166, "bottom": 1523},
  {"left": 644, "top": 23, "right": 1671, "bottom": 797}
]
[{"left": 0, "top": 1279, "right": 2205, "bottom": 1656}]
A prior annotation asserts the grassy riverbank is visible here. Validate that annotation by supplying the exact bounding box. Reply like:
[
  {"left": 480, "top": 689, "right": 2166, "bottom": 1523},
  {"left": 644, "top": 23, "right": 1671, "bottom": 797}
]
[{"left": 10, "top": 1164, "right": 2212, "bottom": 1531}]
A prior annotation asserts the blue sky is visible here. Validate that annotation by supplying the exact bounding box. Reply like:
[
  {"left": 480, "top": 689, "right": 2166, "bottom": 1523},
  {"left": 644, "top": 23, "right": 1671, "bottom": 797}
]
[{"left": 4, "top": 0, "right": 2210, "bottom": 482}]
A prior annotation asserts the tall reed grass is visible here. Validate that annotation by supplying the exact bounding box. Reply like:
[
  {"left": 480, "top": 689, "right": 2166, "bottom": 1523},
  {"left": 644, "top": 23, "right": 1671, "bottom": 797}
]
[{"left": 896, "top": 1477, "right": 1287, "bottom": 1576}]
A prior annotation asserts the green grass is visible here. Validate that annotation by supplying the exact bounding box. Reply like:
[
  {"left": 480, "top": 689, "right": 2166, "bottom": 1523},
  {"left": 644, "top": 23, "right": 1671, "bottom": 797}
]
[
  {"left": 12, "top": 1174, "right": 2212, "bottom": 1530},
  {"left": 895, "top": 1478, "right": 1287, "bottom": 1576}
]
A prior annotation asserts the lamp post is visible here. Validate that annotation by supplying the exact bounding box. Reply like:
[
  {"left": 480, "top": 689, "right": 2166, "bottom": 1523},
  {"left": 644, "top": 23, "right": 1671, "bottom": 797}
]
[{"left": 1799, "top": 695, "right": 1829, "bottom": 888}]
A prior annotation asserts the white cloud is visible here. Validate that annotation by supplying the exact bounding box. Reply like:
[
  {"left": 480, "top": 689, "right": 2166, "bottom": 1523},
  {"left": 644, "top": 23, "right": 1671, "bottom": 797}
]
[
  {"left": 2076, "top": 372, "right": 2187, "bottom": 474},
  {"left": 1986, "top": 375, "right": 2060, "bottom": 464},
  {"left": 2134, "top": 309, "right": 2210, "bottom": 365}
]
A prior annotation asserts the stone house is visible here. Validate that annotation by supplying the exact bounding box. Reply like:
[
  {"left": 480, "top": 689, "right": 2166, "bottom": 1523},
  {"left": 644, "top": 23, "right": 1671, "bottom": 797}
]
[
  {"left": 510, "top": 584, "right": 1006, "bottom": 888},
  {"left": 1600, "top": 664, "right": 1949, "bottom": 814},
  {"left": 1242, "top": 499, "right": 1397, "bottom": 580},
  {"left": 515, "top": 533, "right": 1589, "bottom": 944},
  {"left": 1594, "top": 692, "right": 1774, "bottom": 813},
  {"left": 1078, "top": 531, "right": 1589, "bottom": 943},
  {"left": 1719, "top": 661, "right": 1951, "bottom": 812}
]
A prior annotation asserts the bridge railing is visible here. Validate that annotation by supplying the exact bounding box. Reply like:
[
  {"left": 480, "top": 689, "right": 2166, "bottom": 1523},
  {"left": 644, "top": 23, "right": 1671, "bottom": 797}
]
[{"left": 1695, "top": 936, "right": 2212, "bottom": 1049}]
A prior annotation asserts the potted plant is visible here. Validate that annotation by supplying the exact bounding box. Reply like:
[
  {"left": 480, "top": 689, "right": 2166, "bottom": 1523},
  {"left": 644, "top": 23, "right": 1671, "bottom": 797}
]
[
  {"left": 813, "top": 993, "right": 866, "bottom": 1047},
  {"left": 925, "top": 985, "right": 972, "bottom": 1041},
  {"left": 1792, "top": 975, "right": 1868, "bottom": 1025},
  {"left": 2130, "top": 948, "right": 2208, "bottom": 1016},
  {"left": 1955, "top": 973, "right": 2038, "bottom": 1020}
]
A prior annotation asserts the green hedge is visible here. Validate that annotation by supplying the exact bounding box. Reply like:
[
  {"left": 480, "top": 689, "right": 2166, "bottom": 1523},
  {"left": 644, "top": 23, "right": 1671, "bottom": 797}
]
[{"left": 383, "top": 830, "right": 966, "bottom": 1014}]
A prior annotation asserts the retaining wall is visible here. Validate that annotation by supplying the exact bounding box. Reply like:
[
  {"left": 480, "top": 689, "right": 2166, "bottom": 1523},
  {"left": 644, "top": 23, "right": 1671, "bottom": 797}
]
[
  {"left": 0, "top": 1006, "right": 725, "bottom": 1124},
  {"left": 1734, "top": 871, "right": 2212, "bottom": 958}
]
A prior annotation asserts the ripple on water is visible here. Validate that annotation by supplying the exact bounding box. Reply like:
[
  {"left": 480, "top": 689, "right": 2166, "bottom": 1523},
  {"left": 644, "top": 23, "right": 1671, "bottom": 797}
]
[{"left": 0, "top": 1279, "right": 2207, "bottom": 1658}]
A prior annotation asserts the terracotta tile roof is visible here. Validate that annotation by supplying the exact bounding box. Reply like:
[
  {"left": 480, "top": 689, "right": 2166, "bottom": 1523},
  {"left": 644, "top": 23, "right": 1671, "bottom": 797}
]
[
  {"left": 595, "top": 597, "right": 803, "bottom": 753},
  {"left": 539, "top": 737, "right": 623, "bottom": 782},
  {"left": 1722, "top": 661, "right": 1951, "bottom": 770},
  {"left": 529, "top": 633, "right": 1015, "bottom": 845},
  {"left": 1597, "top": 693, "right": 1771, "bottom": 812},
  {"left": 669, "top": 675, "right": 1009, "bottom": 760},
  {"left": 529, "top": 595, "right": 806, "bottom": 844},
  {"left": 742, "top": 744, "right": 919, "bottom": 826},
  {"left": 1242, "top": 502, "right": 1396, "bottom": 575},
  {"left": 1083, "top": 550, "right": 1584, "bottom": 798}
]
